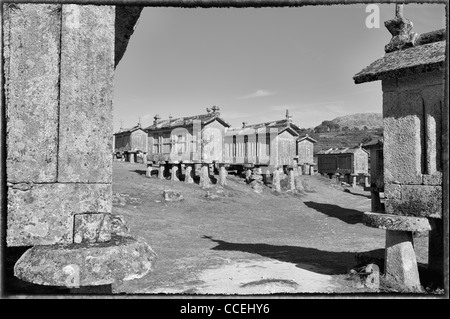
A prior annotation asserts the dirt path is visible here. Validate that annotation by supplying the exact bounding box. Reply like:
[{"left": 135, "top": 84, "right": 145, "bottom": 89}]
[{"left": 112, "top": 162, "right": 388, "bottom": 295}]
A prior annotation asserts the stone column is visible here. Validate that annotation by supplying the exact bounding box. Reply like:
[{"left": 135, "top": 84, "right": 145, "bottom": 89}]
[
  {"left": 171, "top": 165, "right": 179, "bottom": 182},
  {"left": 218, "top": 164, "right": 227, "bottom": 186},
  {"left": 309, "top": 165, "right": 315, "bottom": 175},
  {"left": 272, "top": 169, "right": 281, "bottom": 193},
  {"left": 288, "top": 167, "right": 296, "bottom": 192},
  {"left": 146, "top": 164, "right": 153, "bottom": 177},
  {"left": 364, "top": 173, "right": 370, "bottom": 188},
  {"left": 199, "top": 163, "right": 211, "bottom": 187},
  {"left": 245, "top": 168, "right": 252, "bottom": 183},
  {"left": 298, "top": 165, "right": 303, "bottom": 176},
  {"left": 129, "top": 153, "right": 135, "bottom": 163},
  {"left": 351, "top": 174, "right": 358, "bottom": 188},
  {"left": 295, "top": 175, "right": 305, "bottom": 192},
  {"left": 385, "top": 230, "right": 421, "bottom": 290},
  {"left": 158, "top": 163, "right": 165, "bottom": 179},
  {"left": 334, "top": 173, "right": 340, "bottom": 183},
  {"left": 184, "top": 165, "right": 194, "bottom": 184}
]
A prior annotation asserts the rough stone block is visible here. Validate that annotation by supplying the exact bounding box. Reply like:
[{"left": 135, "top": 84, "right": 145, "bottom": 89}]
[
  {"left": 383, "top": 91, "right": 423, "bottom": 185},
  {"left": 363, "top": 212, "right": 431, "bottom": 232},
  {"left": 110, "top": 214, "right": 130, "bottom": 237},
  {"left": 58, "top": 5, "right": 115, "bottom": 183},
  {"left": 385, "top": 230, "right": 422, "bottom": 291},
  {"left": 14, "top": 235, "right": 157, "bottom": 287},
  {"left": 4, "top": 4, "right": 61, "bottom": 183},
  {"left": 385, "top": 184, "right": 442, "bottom": 218},
  {"left": 73, "top": 213, "right": 111, "bottom": 244},
  {"left": 163, "top": 190, "right": 184, "bottom": 202},
  {"left": 7, "top": 183, "right": 112, "bottom": 246},
  {"left": 362, "top": 264, "right": 380, "bottom": 290}
]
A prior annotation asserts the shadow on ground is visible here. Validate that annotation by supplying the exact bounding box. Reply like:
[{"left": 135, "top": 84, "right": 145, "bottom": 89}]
[
  {"left": 202, "top": 236, "right": 384, "bottom": 275},
  {"left": 303, "top": 201, "right": 364, "bottom": 225},
  {"left": 343, "top": 188, "right": 372, "bottom": 199}
]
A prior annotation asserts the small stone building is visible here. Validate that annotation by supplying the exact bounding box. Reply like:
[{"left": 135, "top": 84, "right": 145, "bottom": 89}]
[
  {"left": 144, "top": 106, "right": 230, "bottom": 164},
  {"left": 316, "top": 146, "right": 369, "bottom": 183},
  {"left": 223, "top": 110, "right": 300, "bottom": 170},
  {"left": 296, "top": 134, "right": 317, "bottom": 174},
  {"left": 354, "top": 5, "right": 446, "bottom": 289},
  {"left": 113, "top": 123, "right": 148, "bottom": 163}
]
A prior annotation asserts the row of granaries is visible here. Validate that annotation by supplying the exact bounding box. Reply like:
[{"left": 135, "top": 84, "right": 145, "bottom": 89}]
[{"left": 113, "top": 107, "right": 382, "bottom": 189}]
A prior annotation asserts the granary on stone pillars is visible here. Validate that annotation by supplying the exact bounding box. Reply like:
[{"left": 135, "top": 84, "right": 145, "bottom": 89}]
[
  {"left": 144, "top": 106, "right": 230, "bottom": 164},
  {"left": 113, "top": 123, "right": 148, "bottom": 163},
  {"left": 296, "top": 134, "right": 317, "bottom": 174},
  {"left": 2, "top": 4, "right": 156, "bottom": 292},
  {"left": 363, "top": 138, "right": 385, "bottom": 212},
  {"left": 354, "top": 5, "right": 446, "bottom": 289},
  {"left": 316, "top": 146, "right": 369, "bottom": 184},
  {"left": 223, "top": 110, "right": 300, "bottom": 172}
]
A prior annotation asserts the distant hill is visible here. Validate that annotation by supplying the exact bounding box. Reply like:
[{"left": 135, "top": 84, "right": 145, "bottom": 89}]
[{"left": 330, "top": 113, "right": 382, "bottom": 130}]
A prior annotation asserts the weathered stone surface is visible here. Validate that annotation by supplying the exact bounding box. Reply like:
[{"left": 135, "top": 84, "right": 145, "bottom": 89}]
[
  {"left": 73, "top": 213, "right": 111, "bottom": 244},
  {"left": 110, "top": 214, "right": 130, "bottom": 237},
  {"left": 115, "top": 6, "right": 143, "bottom": 68},
  {"left": 362, "top": 264, "right": 380, "bottom": 290},
  {"left": 249, "top": 181, "right": 263, "bottom": 194},
  {"left": 158, "top": 164, "right": 165, "bottom": 179},
  {"left": 7, "top": 183, "right": 112, "bottom": 246},
  {"left": 294, "top": 176, "right": 305, "bottom": 192},
  {"left": 163, "top": 190, "right": 184, "bottom": 202},
  {"left": 383, "top": 90, "right": 423, "bottom": 185},
  {"left": 385, "top": 184, "right": 442, "bottom": 218},
  {"left": 309, "top": 165, "right": 314, "bottom": 175},
  {"left": 363, "top": 212, "right": 431, "bottom": 232},
  {"left": 14, "top": 235, "right": 157, "bottom": 287},
  {"left": 272, "top": 170, "right": 281, "bottom": 193},
  {"left": 184, "top": 165, "right": 194, "bottom": 183},
  {"left": 4, "top": 4, "right": 61, "bottom": 183},
  {"left": 385, "top": 230, "right": 422, "bottom": 291},
  {"left": 288, "top": 169, "right": 296, "bottom": 191},
  {"left": 199, "top": 164, "right": 211, "bottom": 188},
  {"left": 58, "top": 5, "right": 114, "bottom": 183},
  {"left": 218, "top": 165, "right": 227, "bottom": 186},
  {"left": 171, "top": 165, "right": 179, "bottom": 181}
]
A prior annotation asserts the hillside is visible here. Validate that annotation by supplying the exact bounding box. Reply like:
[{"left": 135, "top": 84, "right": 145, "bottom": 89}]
[{"left": 330, "top": 113, "right": 382, "bottom": 130}]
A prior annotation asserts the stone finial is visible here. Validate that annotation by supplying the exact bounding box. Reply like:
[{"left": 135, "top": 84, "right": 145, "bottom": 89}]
[
  {"left": 384, "top": 4, "right": 418, "bottom": 53},
  {"left": 168, "top": 113, "right": 173, "bottom": 120},
  {"left": 153, "top": 114, "right": 161, "bottom": 125},
  {"left": 286, "top": 109, "right": 292, "bottom": 123},
  {"left": 210, "top": 105, "right": 220, "bottom": 116},
  {"left": 242, "top": 122, "right": 248, "bottom": 128}
]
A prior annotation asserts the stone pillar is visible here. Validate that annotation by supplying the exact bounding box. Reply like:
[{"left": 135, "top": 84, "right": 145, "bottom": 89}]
[
  {"left": 218, "top": 164, "right": 227, "bottom": 186},
  {"left": 295, "top": 175, "right": 305, "bottom": 192},
  {"left": 263, "top": 172, "right": 271, "bottom": 186},
  {"left": 158, "top": 163, "right": 165, "bottom": 180},
  {"left": 351, "top": 174, "right": 358, "bottom": 188},
  {"left": 298, "top": 165, "right": 303, "bottom": 176},
  {"left": 129, "top": 153, "right": 135, "bottom": 163},
  {"left": 364, "top": 173, "right": 370, "bottom": 188},
  {"left": 184, "top": 165, "right": 194, "bottom": 184},
  {"left": 288, "top": 167, "right": 296, "bottom": 192},
  {"left": 272, "top": 169, "right": 281, "bottom": 193},
  {"left": 146, "top": 164, "right": 153, "bottom": 177},
  {"left": 309, "top": 165, "right": 315, "bottom": 175},
  {"left": 171, "top": 165, "right": 179, "bottom": 182},
  {"left": 385, "top": 230, "right": 421, "bottom": 290},
  {"left": 245, "top": 168, "right": 252, "bottom": 183},
  {"left": 334, "top": 173, "right": 340, "bottom": 183},
  {"left": 199, "top": 163, "right": 211, "bottom": 188}
]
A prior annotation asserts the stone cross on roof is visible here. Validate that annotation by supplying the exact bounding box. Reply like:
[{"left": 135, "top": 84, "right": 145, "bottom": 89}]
[{"left": 384, "top": 4, "right": 418, "bottom": 53}]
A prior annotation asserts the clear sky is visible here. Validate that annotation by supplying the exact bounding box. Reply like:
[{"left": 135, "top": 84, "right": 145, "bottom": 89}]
[{"left": 113, "top": 3, "right": 446, "bottom": 132}]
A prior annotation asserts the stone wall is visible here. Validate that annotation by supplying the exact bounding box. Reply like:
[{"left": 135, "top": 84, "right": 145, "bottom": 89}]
[
  {"left": 382, "top": 70, "right": 444, "bottom": 218},
  {"left": 5, "top": 4, "right": 115, "bottom": 246}
]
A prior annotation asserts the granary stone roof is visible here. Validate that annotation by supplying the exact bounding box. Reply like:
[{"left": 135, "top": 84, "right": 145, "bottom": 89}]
[
  {"left": 114, "top": 124, "right": 144, "bottom": 135},
  {"left": 353, "top": 28, "right": 446, "bottom": 84},
  {"left": 362, "top": 138, "right": 384, "bottom": 149},
  {"left": 298, "top": 134, "right": 317, "bottom": 143},
  {"left": 227, "top": 119, "right": 300, "bottom": 136},
  {"left": 317, "top": 146, "right": 368, "bottom": 155},
  {"left": 143, "top": 112, "right": 230, "bottom": 131}
]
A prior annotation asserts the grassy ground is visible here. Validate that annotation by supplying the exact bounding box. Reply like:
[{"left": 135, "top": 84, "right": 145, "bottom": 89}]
[{"left": 110, "top": 161, "right": 437, "bottom": 296}]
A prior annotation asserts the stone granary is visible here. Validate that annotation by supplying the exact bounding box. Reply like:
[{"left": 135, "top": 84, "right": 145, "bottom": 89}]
[
  {"left": 316, "top": 146, "right": 369, "bottom": 187},
  {"left": 354, "top": 5, "right": 446, "bottom": 290},
  {"left": 363, "top": 138, "right": 384, "bottom": 212},
  {"left": 113, "top": 123, "right": 148, "bottom": 163},
  {"left": 2, "top": 4, "right": 156, "bottom": 292},
  {"left": 144, "top": 106, "right": 230, "bottom": 187},
  {"left": 296, "top": 134, "right": 317, "bottom": 175}
]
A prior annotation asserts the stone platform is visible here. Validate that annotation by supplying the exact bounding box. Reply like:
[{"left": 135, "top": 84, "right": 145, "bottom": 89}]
[{"left": 14, "top": 235, "right": 157, "bottom": 287}]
